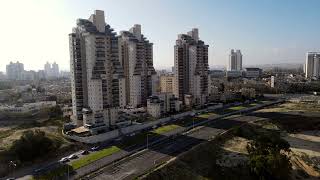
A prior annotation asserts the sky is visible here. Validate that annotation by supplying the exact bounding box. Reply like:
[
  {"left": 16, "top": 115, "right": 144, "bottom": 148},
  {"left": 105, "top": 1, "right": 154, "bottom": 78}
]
[{"left": 0, "top": 0, "right": 319, "bottom": 72}]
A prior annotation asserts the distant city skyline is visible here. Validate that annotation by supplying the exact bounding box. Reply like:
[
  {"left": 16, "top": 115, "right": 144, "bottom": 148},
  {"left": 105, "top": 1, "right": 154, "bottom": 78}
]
[{"left": 1, "top": 0, "right": 320, "bottom": 72}]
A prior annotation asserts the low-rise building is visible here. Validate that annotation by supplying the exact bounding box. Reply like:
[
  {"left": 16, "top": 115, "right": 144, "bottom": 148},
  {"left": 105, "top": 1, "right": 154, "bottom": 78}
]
[
  {"left": 147, "top": 93, "right": 182, "bottom": 118},
  {"left": 244, "top": 68, "right": 262, "bottom": 78},
  {"left": 147, "top": 97, "right": 162, "bottom": 118},
  {"left": 0, "top": 101, "right": 56, "bottom": 113},
  {"left": 226, "top": 70, "right": 242, "bottom": 78},
  {"left": 0, "top": 72, "right": 6, "bottom": 80},
  {"left": 209, "top": 70, "right": 225, "bottom": 78},
  {"left": 160, "top": 74, "right": 174, "bottom": 93}
]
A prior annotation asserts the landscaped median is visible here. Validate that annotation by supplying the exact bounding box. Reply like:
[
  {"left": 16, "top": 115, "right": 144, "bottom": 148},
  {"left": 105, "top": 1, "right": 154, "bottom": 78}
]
[
  {"left": 227, "top": 105, "right": 246, "bottom": 111},
  {"left": 71, "top": 146, "right": 121, "bottom": 170},
  {"left": 152, "top": 124, "right": 180, "bottom": 134},
  {"left": 70, "top": 124, "right": 182, "bottom": 170},
  {"left": 197, "top": 112, "right": 216, "bottom": 119},
  {"left": 225, "top": 103, "right": 259, "bottom": 112},
  {"left": 70, "top": 102, "right": 264, "bottom": 170}
]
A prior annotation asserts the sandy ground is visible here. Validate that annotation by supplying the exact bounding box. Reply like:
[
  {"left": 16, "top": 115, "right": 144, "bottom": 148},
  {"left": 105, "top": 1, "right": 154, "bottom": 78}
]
[
  {"left": 284, "top": 131, "right": 320, "bottom": 156},
  {"left": 0, "top": 126, "right": 59, "bottom": 149},
  {"left": 257, "top": 102, "right": 320, "bottom": 114},
  {"left": 284, "top": 131, "right": 320, "bottom": 178},
  {"left": 218, "top": 136, "right": 249, "bottom": 167}
]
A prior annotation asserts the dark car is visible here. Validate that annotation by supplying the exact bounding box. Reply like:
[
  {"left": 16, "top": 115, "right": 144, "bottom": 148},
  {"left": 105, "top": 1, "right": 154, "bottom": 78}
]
[{"left": 80, "top": 150, "right": 89, "bottom": 155}]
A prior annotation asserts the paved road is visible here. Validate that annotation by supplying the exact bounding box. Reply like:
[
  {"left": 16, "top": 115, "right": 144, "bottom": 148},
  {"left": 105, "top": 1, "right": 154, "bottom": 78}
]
[
  {"left": 10, "top": 100, "right": 282, "bottom": 180},
  {"left": 74, "top": 100, "right": 284, "bottom": 179},
  {"left": 85, "top": 110, "right": 276, "bottom": 180},
  {"left": 88, "top": 126, "right": 224, "bottom": 180},
  {"left": 73, "top": 113, "right": 233, "bottom": 179}
]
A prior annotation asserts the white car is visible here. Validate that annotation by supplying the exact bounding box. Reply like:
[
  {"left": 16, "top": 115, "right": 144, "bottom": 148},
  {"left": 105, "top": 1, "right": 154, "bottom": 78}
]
[
  {"left": 91, "top": 146, "right": 100, "bottom": 151},
  {"left": 68, "top": 154, "right": 78, "bottom": 159},
  {"left": 59, "top": 157, "right": 69, "bottom": 163}
]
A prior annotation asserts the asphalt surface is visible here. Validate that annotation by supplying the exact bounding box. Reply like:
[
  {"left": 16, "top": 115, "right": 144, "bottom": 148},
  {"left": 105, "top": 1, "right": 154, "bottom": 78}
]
[
  {"left": 87, "top": 126, "right": 225, "bottom": 180},
  {"left": 11, "top": 99, "right": 282, "bottom": 180},
  {"left": 80, "top": 100, "right": 284, "bottom": 180},
  {"left": 84, "top": 108, "right": 278, "bottom": 180}
]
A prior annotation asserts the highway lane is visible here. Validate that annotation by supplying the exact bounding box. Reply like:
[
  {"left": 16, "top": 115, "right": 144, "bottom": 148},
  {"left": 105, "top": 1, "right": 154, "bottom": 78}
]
[
  {"left": 76, "top": 100, "right": 284, "bottom": 179},
  {"left": 87, "top": 115, "right": 262, "bottom": 180},
  {"left": 6, "top": 100, "right": 282, "bottom": 180}
]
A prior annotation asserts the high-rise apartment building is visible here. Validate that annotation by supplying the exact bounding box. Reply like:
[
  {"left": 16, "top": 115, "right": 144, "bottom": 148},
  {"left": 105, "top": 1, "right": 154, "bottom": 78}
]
[
  {"left": 173, "top": 28, "right": 209, "bottom": 106},
  {"left": 228, "top": 49, "right": 242, "bottom": 71},
  {"left": 6, "top": 61, "right": 24, "bottom": 80},
  {"left": 305, "top": 52, "right": 320, "bottom": 79},
  {"left": 69, "top": 10, "right": 126, "bottom": 128},
  {"left": 44, "top": 62, "right": 51, "bottom": 76},
  {"left": 52, "top": 62, "right": 59, "bottom": 77},
  {"left": 44, "top": 62, "right": 60, "bottom": 78},
  {"left": 118, "top": 24, "right": 157, "bottom": 108}
]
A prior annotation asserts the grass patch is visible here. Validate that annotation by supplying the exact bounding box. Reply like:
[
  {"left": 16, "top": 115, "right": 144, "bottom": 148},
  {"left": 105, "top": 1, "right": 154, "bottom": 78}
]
[
  {"left": 249, "top": 103, "right": 258, "bottom": 106},
  {"left": 228, "top": 106, "right": 246, "bottom": 111},
  {"left": 120, "top": 124, "right": 181, "bottom": 148},
  {"left": 197, "top": 113, "right": 216, "bottom": 119},
  {"left": 152, "top": 124, "right": 180, "bottom": 134},
  {"left": 71, "top": 146, "right": 121, "bottom": 170}
]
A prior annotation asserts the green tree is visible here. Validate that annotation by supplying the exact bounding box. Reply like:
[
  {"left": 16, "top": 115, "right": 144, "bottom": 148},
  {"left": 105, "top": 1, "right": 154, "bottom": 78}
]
[
  {"left": 48, "top": 105, "right": 63, "bottom": 119},
  {"left": 247, "top": 133, "right": 292, "bottom": 180},
  {"left": 10, "top": 130, "right": 60, "bottom": 162}
]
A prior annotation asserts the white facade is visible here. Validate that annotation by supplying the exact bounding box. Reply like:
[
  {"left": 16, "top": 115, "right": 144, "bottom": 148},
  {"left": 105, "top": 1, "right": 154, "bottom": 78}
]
[
  {"left": 226, "top": 70, "right": 242, "bottom": 78},
  {"left": 270, "top": 76, "right": 275, "bottom": 88},
  {"left": 160, "top": 74, "right": 174, "bottom": 93},
  {"left": 0, "top": 101, "right": 56, "bottom": 113},
  {"left": 228, "top": 49, "right": 242, "bottom": 71},
  {"left": 44, "top": 62, "right": 60, "bottom": 78},
  {"left": 69, "top": 10, "right": 125, "bottom": 127},
  {"left": 118, "top": 25, "right": 156, "bottom": 108},
  {"left": 147, "top": 98, "right": 162, "bottom": 118},
  {"left": 244, "top": 68, "right": 262, "bottom": 78},
  {"left": 305, "top": 52, "right": 320, "bottom": 79},
  {"left": 6, "top": 61, "right": 24, "bottom": 80},
  {"left": 174, "top": 28, "right": 209, "bottom": 106},
  {"left": 147, "top": 93, "right": 182, "bottom": 118}
]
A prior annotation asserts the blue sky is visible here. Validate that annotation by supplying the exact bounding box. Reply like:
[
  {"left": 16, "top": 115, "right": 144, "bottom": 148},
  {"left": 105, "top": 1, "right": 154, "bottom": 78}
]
[{"left": 0, "top": 0, "right": 319, "bottom": 71}]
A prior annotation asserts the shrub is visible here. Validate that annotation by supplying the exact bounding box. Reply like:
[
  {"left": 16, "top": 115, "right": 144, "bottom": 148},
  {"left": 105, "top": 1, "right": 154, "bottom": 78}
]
[
  {"left": 247, "top": 133, "right": 291, "bottom": 180},
  {"left": 9, "top": 130, "right": 61, "bottom": 162}
]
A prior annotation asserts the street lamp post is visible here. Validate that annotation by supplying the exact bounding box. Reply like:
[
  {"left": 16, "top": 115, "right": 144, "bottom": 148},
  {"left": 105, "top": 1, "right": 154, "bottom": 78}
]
[
  {"left": 192, "top": 118, "right": 195, "bottom": 129},
  {"left": 147, "top": 134, "right": 150, "bottom": 149},
  {"left": 8, "top": 161, "right": 16, "bottom": 173}
]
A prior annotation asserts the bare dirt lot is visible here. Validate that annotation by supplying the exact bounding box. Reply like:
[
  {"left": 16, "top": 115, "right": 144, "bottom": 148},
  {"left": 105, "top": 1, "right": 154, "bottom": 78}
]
[{"left": 252, "top": 102, "right": 320, "bottom": 179}]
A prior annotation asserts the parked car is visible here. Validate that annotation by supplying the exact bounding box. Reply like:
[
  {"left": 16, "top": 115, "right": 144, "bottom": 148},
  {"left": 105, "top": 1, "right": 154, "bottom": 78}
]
[
  {"left": 91, "top": 146, "right": 100, "bottom": 151},
  {"left": 80, "top": 150, "right": 89, "bottom": 155},
  {"left": 68, "top": 154, "right": 78, "bottom": 159},
  {"left": 59, "top": 157, "right": 69, "bottom": 163}
]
